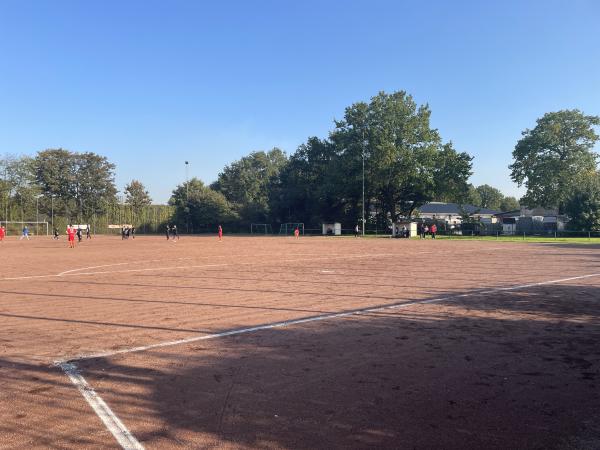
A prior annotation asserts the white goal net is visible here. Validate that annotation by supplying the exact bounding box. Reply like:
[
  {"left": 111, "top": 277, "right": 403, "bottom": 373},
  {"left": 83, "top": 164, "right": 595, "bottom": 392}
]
[
  {"left": 279, "top": 223, "right": 304, "bottom": 236},
  {"left": 0, "top": 221, "right": 49, "bottom": 236},
  {"left": 251, "top": 223, "right": 273, "bottom": 235}
]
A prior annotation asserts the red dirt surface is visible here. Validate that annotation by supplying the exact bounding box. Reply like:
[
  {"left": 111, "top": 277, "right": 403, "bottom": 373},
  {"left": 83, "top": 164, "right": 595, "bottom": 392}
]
[{"left": 1, "top": 235, "right": 599, "bottom": 449}]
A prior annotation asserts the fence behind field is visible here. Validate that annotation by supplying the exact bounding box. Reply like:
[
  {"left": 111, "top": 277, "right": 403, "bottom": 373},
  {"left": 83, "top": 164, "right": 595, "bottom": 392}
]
[
  {"left": 1, "top": 204, "right": 175, "bottom": 235},
  {"left": 437, "top": 229, "right": 600, "bottom": 240}
]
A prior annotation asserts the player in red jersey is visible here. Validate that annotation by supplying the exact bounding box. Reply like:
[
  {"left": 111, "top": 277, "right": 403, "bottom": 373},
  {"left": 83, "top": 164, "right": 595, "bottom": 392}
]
[
  {"left": 0, "top": 225, "right": 5, "bottom": 242},
  {"left": 294, "top": 227, "right": 300, "bottom": 239},
  {"left": 218, "top": 225, "right": 223, "bottom": 241},
  {"left": 66, "top": 226, "right": 76, "bottom": 248}
]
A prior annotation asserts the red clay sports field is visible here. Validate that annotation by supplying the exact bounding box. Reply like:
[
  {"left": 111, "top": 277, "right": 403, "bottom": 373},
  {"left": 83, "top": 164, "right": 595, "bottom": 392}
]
[{"left": 1, "top": 235, "right": 599, "bottom": 449}]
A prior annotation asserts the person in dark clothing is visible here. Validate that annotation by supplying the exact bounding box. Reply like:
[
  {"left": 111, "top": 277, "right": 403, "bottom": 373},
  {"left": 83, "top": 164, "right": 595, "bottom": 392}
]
[
  {"left": 165, "top": 225, "right": 170, "bottom": 240},
  {"left": 76, "top": 227, "right": 82, "bottom": 242}
]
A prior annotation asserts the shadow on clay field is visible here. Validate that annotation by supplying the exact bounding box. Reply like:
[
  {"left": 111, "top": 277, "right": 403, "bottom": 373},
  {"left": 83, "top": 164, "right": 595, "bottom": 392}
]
[
  {"left": 73, "top": 282, "right": 600, "bottom": 450},
  {"left": 0, "top": 358, "right": 115, "bottom": 449}
]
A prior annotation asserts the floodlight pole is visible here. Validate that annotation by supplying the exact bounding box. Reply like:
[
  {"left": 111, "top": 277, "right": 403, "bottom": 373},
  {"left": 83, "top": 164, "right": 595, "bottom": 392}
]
[
  {"left": 4, "top": 166, "right": 8, "bottom": 223},
  {"left": 362, "top": 128, "right": 366, "bottom": 237},
  {"left": 185, "top": 161, "right": 189, "bottom": 196},
  {"left": 35, "top": 194, "right": 43, "bottom": 236},
  {"left": 185, "top": 161, "right": 189, "bottom": 233}
]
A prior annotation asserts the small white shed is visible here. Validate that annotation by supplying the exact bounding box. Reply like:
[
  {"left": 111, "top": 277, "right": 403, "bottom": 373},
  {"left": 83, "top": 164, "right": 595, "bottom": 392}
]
[
  {"left": 392, "top": 222, "right": 417, "bottom": 238},
  {"left": 322, "top": 223, "right": 342, "bottom": 236}
]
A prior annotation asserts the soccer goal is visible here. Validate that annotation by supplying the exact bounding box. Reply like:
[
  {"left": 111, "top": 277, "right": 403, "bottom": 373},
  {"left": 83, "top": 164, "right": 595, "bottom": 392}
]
[
  {"left": 279, "top": 223, "right": 304, "bottom": 236},
  {"left": 0, "top": 221, "right": 49, "bottom": 236},
  {"left": 250, "top": 223, "right": 273, "bottom": 235}
]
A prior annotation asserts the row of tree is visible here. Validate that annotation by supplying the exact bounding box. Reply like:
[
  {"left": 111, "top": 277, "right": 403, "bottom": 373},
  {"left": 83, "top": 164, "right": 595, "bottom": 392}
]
[
  {"left": 2, "top": 91, "right": 599, "bottom": 232},
  {"left": 171, "top": 92, "right": 477, "bottom": 230},
  {"left": 0, "top": 149, "right": 153, "bottom": 226},
  {"left": 510, "top": 109, "right": 600, "bottom": 229}
]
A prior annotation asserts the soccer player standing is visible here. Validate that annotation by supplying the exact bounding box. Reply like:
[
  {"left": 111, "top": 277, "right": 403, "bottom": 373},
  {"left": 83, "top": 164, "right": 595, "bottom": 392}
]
[{"left": 67, "top": 226, "right": 76, "bottom": 248}]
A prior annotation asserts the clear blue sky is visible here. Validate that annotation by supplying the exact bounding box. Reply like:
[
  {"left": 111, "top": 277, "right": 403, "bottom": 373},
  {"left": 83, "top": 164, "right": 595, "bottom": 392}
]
[{"left": 1, "top": 0, "right": 599, "bottom": 203}]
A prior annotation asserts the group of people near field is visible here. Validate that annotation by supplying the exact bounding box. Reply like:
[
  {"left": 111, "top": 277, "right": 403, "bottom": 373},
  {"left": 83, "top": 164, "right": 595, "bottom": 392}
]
[
  {"left": 165, "top": 224, "right": 225, "bottom": 241},
  {"left": 0, "top": 222, "right": 306, "bottom": 245},
  {"left": 417, "top": 223, "right": 438, "bottom": 239},
  {"left": 121, "top": 226, "right": 136, "bottom": 240},
  {"left": 165, "top": 224, "right": 179, "bottom": 241}
]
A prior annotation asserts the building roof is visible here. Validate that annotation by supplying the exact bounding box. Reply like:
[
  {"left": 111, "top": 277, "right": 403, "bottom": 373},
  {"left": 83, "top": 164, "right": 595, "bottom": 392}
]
[
  {"left": 494, "top": 209, "right": 521, "bottom": 218},
  {"left": 418, "top": 202, "right": 500, "bottom": 216}
]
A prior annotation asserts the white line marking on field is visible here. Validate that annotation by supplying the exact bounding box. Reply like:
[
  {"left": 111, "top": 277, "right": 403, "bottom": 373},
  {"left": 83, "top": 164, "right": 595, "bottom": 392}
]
[
  {"left": 58, "top": 362, "right": 145, "bottom": 450},
  {"left": 57, "top": 257, "right": 198, "bottom": 276},
  {"left": 56, "top": 271, "right": 600, "bottom": 364},
  {"left": 58, "top": 262, "right": 133, "bottom": 276},
  {"left": 53, "top": 270, "right": 600, "bottom": 450},
  {"left": 0, "top": 253, "right": 396, "bottom": 282}
]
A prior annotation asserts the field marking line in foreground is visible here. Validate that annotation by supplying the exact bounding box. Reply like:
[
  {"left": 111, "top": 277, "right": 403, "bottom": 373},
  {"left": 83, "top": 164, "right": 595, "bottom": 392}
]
[
  {"left": 58, "top": 362, "right": 145, "bottom": 450},
  {"left": 55, "top": 271, "right": 600, "bottom": 450},
  {"left": 0, "top": 252, "right": 397, "bottom": 282},
  {"left": 58, "top": 271, "right": 600, "bottom": 364}
]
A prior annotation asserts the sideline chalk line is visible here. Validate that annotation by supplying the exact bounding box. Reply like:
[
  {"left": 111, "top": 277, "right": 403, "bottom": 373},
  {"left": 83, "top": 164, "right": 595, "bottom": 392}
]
[
  {"left": 57, "top": 271, "right": 600, "bottom": 364},
  {"left": 58, "top": 362, "right": 145, "bottom": 450},
  {"left": 55, "top": 271, "right": 600, "bottom": 450}
]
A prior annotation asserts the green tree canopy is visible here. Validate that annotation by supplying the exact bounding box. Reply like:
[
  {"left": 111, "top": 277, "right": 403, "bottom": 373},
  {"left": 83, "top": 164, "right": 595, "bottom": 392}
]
[
  {"left": 212, "top": 148, "right": 287, "bottom": 224},
  {"left": 170, "top": 178, "right": 237, "bottom": 232},
  {"left": 329, "top": 91, "right": 472, "bottom": 222},
  {"left": 34, "top": 149, "right": 116, "bottom": 219},
  {"left": 499, "top": 196, "right": 520, "bottom": 212},
  {"left": 510, "top": 110, "right": 600, "bottom": 211},
  {"left": 563, "top": 173, "right": 600, "bottom": 231},
  {"left": 433, "top": 143, "right": 474, "bottom": 203},
  {"left": 475, "top": 184, "right": 504, "bottom": 209},
  {"left": 125, "top": 179, "right": 152, "bottom": 221},
  {"left": 270, "top": 137, "right": 343, "bottom": 224},
  {"left": 464, "top": 184, "right": 481, "bottom": 207}
]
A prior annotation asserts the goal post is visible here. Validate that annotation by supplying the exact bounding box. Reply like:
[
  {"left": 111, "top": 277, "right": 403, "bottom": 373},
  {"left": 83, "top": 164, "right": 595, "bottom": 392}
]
[
  {"left": 279, "top": 223, "right": 304, "bottom": 236},
  {"left": 0, "top": 221, "right": 49, "bottom": 236},
  {"left": 250, "top": 223, "right": 273, "bottom": 235}
]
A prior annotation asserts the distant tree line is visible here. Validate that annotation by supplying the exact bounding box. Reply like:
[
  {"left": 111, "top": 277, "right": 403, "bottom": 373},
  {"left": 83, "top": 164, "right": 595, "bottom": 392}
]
[
  {"left": 172, "top": 91, "right": 477, "bottom": 231},
  {"left": 1, "top": 92, "right": 598, "bottom": 233},
  {"left": 0, "top": 149, "right": 158, "bottom": 232}
]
